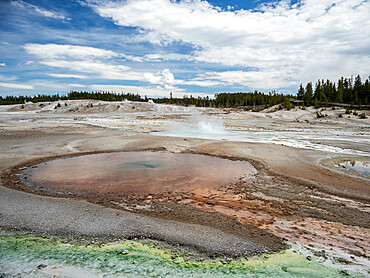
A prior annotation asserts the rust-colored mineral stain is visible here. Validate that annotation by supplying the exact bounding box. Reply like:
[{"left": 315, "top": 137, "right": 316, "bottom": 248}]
[{"left": 22, "top": 152, "right": 254, "bottom": 195}]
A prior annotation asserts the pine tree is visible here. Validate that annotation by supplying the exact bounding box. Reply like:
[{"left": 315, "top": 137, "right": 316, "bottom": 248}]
[
  {"left": 314, "top": 98, "right": 319, "bottom": 108},
  {"left": 297, "top": 83, "right": 304, "bottom": 100},
  {"left": 337, "top": 78, "right": 344, "bottom": 103},
  {"left": 304, "top": 82, "right": 313, "bottom": 106}
]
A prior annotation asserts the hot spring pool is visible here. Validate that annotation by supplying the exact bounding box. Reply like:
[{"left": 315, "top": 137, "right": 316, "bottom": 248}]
[{"left": 21, "top": 151, "right": 255, "bottom": 196}]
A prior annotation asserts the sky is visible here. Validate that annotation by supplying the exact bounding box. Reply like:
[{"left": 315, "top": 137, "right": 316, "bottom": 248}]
[{"left": 0, "top": 0, "right": 369, "bottom": 98}]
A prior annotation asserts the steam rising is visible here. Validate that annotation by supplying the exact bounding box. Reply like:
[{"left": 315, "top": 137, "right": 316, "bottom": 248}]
[{"left": 168, "top": 106, "right": 228, "bottom": 138}]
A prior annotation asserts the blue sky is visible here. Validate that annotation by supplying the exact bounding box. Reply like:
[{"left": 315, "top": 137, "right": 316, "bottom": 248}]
[{"left": 0, "top": 0, "right": 369, "bottom": 98}]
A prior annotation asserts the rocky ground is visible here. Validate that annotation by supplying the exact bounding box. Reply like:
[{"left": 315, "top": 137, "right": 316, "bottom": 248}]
[{"left": 0, "top": 100, "right": 369, "bottom": 268}]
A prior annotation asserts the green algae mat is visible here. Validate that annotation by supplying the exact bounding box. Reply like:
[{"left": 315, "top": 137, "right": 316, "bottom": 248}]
[{"left": 0, "top": 232, "right": 366, "bottom": 277}]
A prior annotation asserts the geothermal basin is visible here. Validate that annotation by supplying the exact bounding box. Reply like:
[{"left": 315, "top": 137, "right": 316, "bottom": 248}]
[{"left": 21, "top": 151, "right": 255, "bottom": 196}]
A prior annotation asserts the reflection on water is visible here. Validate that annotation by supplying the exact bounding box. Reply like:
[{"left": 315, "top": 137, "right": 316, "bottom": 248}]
[
  {"left": 338, "top": 160, "right": 370, "bottom": 176},
  {"left": 119, "top": 160, "right": 165, "bottom": 169},
  {"left": 21, "top": 152, "right": 255, "bottom": 195}
]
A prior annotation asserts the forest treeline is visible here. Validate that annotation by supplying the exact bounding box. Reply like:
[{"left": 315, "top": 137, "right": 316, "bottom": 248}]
[
  {"left": 0, "top": 75, "right": 368, "bottom": 108},
  {"left": 297, "top": 75, "right": 369, "bottom": 106},
  {"left": 0, "top": 91, "right": 143, "bottom": 105},
  {"left": 0, "top": 90, "right": 294, "bottom": 108}
]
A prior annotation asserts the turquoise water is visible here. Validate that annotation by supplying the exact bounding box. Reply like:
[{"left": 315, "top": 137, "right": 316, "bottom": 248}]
[{"left": 0, "top": 232, "right": 363, "bottom": 278}]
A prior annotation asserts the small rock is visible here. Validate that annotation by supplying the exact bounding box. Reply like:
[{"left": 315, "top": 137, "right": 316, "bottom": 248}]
[
  {"left": 37, "top": 264, "right": 47, "bottom": 269},
  {"left": 341, "top": 270, "right": 350, "bottom": 276},
  {"left": 220, "top": 259, "right": 227, "bottom": 265},
  {"left": 171, "top": 255, "right": 177, "bottom": 260},
  {"left": 306, "top": 256, "right": 312, "bottom": 261},
  {"left": 337, "top": 257, "right": 352, "bottom": 264},
  {"left": 116, "top": 250, "right": 129, "bottom": 255}
]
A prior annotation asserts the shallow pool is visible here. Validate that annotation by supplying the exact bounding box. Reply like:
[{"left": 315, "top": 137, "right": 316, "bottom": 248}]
[{"left": 21, "top": 152, "right": 255, "bottom": 195}]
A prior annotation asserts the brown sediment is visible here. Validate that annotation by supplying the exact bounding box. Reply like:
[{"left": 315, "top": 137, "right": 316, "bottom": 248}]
[
  {"left": 2, "top": 147, "right": 369, "bottom": 257},
  {"left": 1, "top": 102, "right": 369, "bottom": 260},
  {"left": 190, "top": 142, "right": 370, "bottom": 202},
  {"left": 0, "top": 150, "right": 288, "bottom": 253},
  {"left": 178, "top": 191, "right": 370, "bottom": 259}
]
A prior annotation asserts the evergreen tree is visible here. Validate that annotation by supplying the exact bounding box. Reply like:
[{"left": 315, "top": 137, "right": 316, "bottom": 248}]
[
  {"left": 297, "top": 84, "right": 304, "bottom": 100},
  {"left": 337, "top": 78, "right": 344, "bottom": 103},
  {"left": 314, "top": 98, "right": 319, "bottom": 108},
  {"left": 304, "top": 82, "right": 313, "bottom": 106},
  {"left": 314, "top": 80, "right": 321, "bottom": 100}
]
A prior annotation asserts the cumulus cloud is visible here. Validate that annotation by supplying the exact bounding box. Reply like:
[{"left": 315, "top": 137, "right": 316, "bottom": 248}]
[
  {"left": 11, "top": 0, "right": 70, "bottom": 20},
  {"left": 0, "top": 63, "right": 6, "bottom": 67},
  {"left": 0, "top": 82, "right": 34, "bottom": 89},
  {"left": 85, "top": 0, "right": 370, "bottom": 90},
  {"left": 144, "top": 69, "right": 175, "bottom": 88}
]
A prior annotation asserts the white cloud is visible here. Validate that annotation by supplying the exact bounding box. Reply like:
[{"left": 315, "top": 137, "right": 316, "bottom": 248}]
[
  {"left": 48, "top": 73, "right": 90, "bottom": 79},
  {"left": 121, "top": 54, "right": 144, "bottom": 62},
  {"left": 197, "top": 70, "right": 297, "bottom": 90},
  {"left": 175, "top": 79, "right": 224, "bottom": 87},
  {"left": 0, "top": 63, "right": 6, "bottom": 67},
  {"left": 86, "top": 0, "right": 370, "bottom": 90},
  {"left": 68, "top": 83, "right": 86, "bottom": 88},
  {"left": 144, "top": 69, "right": 175, "bottom": 86},
  {"left": 41, "top": 60, "right": 140, "bottom": 80},
  {"left": 11, "top": 0, "right": 70, "bottom": 21},
  {"left": 129, "top": 30, "right": 174, "bottom": 46},
  {"left": 143, "top": 53, "right": 193, "bottom": 62},
  {"left": 24, "top": 43, "right": 183, "bottom": 89},
  {"left": 0, "top": 82, "right": 34, "bottom": 89},
  {"left": 0, "top": 75, "right": 18, "bottom": 81},
  {"left": 24, "top": 43, "right": 143, "bottom": 81},
  {"left": 24, "top": 43, "right": 117, "bottom": 60}
]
